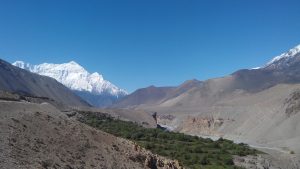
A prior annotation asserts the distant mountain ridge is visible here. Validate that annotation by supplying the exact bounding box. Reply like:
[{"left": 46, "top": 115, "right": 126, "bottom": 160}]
[
  {"left": 113, "top": 79, "right": 203, "bottom": 108},
  {"left": 230, "top": 44, "right": 300, "bottom": 92},
  {"left": 265, "top": 44, "right": 300, "bottom": 69},
  {"left": 13, "top": 61, "right": 128, "bottom": 107},
  {"left": 0, "top": 59, "right": 89, "bottom": 107},
  {"left": 113, "top": 43, "right": 300, "bottom": 108},
  {"left": 111, "top": 44, "right": 300, "bottom": 156}
]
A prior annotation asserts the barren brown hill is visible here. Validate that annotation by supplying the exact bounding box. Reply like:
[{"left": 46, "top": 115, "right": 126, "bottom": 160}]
[
  {"left": 0, "top": 100, "right": 181, "bottom": 169},
  {"left": 113, "top": 79, "right": 202, "bottom": 109},
  {"left": 113, "top": 85, "right": 176, "bottom": 108}
]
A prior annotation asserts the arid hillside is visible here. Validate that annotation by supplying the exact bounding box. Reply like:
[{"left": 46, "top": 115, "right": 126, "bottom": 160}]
[{"left": 0, "top": 100, "right": 181, "bottom": 169}]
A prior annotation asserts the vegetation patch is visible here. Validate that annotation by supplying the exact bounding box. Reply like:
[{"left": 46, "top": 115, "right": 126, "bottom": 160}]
[{"left": 78, "top": 111, "right": 259, "bottom": 169}]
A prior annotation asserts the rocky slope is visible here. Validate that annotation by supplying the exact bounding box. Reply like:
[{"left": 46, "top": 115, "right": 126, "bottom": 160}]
[
  {"left": 0, "top": 59, "right": 89, "bottom": 107},
  {"left": 13, "top": 61, "right": 128, "bottom": 107},
  {"left": 0, "top": 99, "right": 182, "bottom": 169},
  {"left": 74, "top": 107, "right": 158, "bottom": 128}
]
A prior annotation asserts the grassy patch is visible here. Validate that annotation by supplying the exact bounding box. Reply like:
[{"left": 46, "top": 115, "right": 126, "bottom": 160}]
[{"left": 78, "top": 111, "right": 258, "bottom": 169}]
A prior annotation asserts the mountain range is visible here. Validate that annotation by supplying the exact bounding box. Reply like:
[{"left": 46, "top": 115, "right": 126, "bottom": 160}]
[
  {"left": 112, "top": 44, "right": 300, "bottom": 156},
  {"left": 0, "top": 59, "right": 89, "bottom": 107},
  {"left": 13, "top": 61, "right": 128, "bottom": 107},
  {"left": 1, "top": 44, "right": 300, "bottom": 168},
  {"left": 114, "top": 44, "right": 300, "bottom": 108}
]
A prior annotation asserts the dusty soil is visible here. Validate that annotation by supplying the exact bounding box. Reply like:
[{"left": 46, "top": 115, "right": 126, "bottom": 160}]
[
  {"left": 234, "top": 149, "right": 300, "bottom": 169},
  {"left": 0, "top": 100, "right": 182, "bottom": 169}
]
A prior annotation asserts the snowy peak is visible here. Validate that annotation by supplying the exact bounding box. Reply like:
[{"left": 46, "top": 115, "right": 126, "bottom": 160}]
[
  {"left": 12, "top": 61, "right": 128, "bottom": 97},
  {"left": 13, "top": 61, "right": 34, "bottom": 70},
  {"left": 265, "top": 44, "right": 300, "bottom": 69}
]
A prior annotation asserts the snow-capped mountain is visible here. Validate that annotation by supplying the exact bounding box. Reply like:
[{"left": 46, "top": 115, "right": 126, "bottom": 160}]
[
  {"left": 264, "top": 44, "right": 300, "bottom": 70},
  {"left": 13, "top": 61, "right": 128, "bottom": 107},
  {"left": 233, "top": 43, "right": 300, "bottom": 92}
]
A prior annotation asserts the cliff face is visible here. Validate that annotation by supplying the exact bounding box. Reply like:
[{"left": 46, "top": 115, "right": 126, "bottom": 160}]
[
  {"left": 157, "top": 114, "right": 233, "bottom": 137},
  {"left": 180, "top": 116, "right": 227, "bottom": 135},
  {"left": 130, "top": 143, "right": 182, "bottom": 169}
]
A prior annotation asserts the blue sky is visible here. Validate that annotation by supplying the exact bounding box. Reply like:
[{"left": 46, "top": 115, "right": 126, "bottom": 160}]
[{"left": 0, "top": 0, "right": 300, "bottom": 92}]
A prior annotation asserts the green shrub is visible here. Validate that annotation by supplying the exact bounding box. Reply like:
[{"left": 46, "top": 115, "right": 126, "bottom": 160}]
[
  {"left": 193, "top": 145, "right": 203, "bottom": 153},
  {"left": 79, "top": 111, "right": 259, "bottom": 169},
  {"left": 224, "top": 157, "right": 234, "bottom": 165},
  {"left": 200, "top": 156, "right": 210, "bottom": 165}
]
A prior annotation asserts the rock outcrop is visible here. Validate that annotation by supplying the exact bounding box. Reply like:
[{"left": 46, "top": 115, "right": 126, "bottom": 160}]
[
  {"left": 130, "top": 143, "right": 182, "bottom": 169},
  {"left": 179, "top": 116, "right": 231, "bottom": 136},
  {"left": 285, "top": 90, "right": 300, "bottom": 117}
]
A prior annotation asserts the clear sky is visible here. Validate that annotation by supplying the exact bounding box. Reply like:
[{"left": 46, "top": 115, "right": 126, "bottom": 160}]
[{"left": 0, "top": 0, "right": 300, "bottom": 92}]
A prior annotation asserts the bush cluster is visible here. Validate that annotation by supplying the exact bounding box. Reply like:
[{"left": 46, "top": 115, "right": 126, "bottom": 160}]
[{"left": 80, "top": 112, "right": 258, "bottom": 169}]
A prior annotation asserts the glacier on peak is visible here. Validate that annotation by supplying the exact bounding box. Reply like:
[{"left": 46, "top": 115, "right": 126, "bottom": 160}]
[
  {"left": 248, "top": 44, "right": 300, "bottom": 70},
  {"left": 12, "top": 61, "right": 128, "bottom": 97},
  {"left": 265, "top": 44, "right": 300, "bottom": 67}
]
